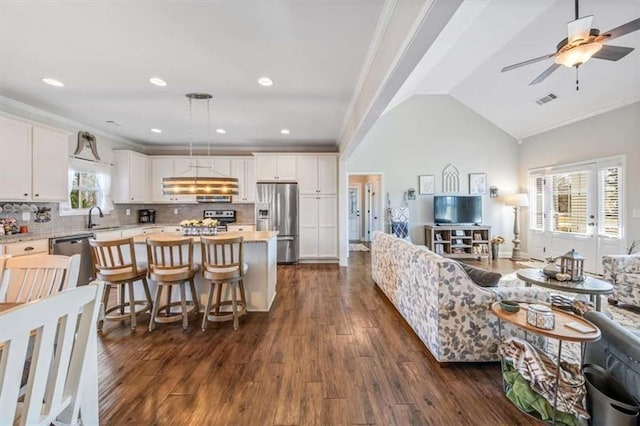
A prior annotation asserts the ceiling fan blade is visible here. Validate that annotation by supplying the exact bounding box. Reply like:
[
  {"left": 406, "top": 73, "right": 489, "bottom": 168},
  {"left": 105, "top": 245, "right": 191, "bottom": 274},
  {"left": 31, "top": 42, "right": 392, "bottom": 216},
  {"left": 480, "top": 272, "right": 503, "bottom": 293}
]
[
  {"left": 592, "top": 45, "right": 635, "bottom": 61},
  {"left": 601, "top": 17, "right": 640, "bottom": 41},
  {"left": 529, "top": 63, "right": 561, "bottom": 85},
  {"left": 568, "top": 15, "right": 593, "bottom": 44},
  {"left": 501, "top": 53, "right": 555, "bottom": 72}
]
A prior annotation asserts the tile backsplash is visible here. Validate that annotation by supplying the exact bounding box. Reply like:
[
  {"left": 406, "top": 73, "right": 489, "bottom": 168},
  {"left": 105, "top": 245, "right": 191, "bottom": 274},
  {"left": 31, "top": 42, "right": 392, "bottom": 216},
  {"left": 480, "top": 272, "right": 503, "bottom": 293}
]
[{"left": 0, "top": 201, "right": 255, "bottom": 238}]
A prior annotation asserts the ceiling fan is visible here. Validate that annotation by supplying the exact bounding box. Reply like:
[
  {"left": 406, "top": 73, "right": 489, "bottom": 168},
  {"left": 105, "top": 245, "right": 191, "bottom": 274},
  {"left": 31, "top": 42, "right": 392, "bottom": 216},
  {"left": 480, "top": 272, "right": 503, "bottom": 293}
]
[{"left": 501, "top": 0, "right": 640, "bottom": 89}]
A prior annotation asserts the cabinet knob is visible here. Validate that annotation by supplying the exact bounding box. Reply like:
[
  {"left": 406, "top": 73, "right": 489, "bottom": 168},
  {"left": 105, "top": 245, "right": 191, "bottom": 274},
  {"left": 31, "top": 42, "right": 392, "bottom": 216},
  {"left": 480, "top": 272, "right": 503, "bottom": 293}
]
[
  {"left": 34, "top": 194, "right": 39, "bottom": 197},
  {"left": 23, "top": 193, "right": 28, "bottom": 196}
]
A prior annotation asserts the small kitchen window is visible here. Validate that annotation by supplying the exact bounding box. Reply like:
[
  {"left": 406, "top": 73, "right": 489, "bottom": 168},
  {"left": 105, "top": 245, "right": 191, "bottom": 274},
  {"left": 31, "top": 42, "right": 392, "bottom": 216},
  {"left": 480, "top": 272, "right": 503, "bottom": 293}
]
[
  {"left": 70, "top": 171, "right": 99, "bottom": 209},
  {"left": 59, "top": 158, "right": 113, "bottom": 216}
]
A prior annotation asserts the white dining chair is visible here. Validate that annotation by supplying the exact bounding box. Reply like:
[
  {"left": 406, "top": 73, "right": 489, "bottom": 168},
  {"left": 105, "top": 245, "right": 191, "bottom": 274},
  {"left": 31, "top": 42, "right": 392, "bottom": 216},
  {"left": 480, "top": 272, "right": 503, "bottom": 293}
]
[
  {"left": 0, "top": 254, "right": 81, "bottom": 303},
  {"left": 0, "top": 282, "right": 104, "bottom": 425}
]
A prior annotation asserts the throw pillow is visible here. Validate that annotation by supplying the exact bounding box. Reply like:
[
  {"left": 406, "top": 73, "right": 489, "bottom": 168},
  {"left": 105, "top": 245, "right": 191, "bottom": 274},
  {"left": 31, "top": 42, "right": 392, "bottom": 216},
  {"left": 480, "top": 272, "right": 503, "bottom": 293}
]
[{"left": 460, "top": 263, "right": 502, "bottom": 287}]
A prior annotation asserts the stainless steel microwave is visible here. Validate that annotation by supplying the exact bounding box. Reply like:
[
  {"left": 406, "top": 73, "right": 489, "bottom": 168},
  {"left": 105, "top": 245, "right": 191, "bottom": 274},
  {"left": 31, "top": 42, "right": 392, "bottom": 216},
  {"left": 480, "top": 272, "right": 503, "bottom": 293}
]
[{"left": 196, "top": 195, "right": 232, "bottom": 203}]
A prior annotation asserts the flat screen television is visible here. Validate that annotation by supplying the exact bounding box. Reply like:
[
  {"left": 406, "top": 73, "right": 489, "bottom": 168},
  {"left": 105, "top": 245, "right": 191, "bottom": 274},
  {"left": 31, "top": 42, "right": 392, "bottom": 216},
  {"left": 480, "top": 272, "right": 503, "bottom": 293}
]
[{"left": 434, "top": 195, "right": 482, "bottom": 224}]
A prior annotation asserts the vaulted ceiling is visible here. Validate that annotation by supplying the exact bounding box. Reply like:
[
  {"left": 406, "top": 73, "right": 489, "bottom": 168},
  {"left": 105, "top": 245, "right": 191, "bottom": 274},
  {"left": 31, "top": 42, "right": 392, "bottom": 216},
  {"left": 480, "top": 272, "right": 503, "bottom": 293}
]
[{"left": 1, "top": 1, "right": 639, "bottom": 151}]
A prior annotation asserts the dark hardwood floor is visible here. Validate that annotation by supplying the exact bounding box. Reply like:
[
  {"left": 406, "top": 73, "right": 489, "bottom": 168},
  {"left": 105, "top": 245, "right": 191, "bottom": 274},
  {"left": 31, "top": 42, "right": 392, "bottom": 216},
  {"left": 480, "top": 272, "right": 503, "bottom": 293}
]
[{"left": 97, "top": 254, "right": 535, "bottom": 425}]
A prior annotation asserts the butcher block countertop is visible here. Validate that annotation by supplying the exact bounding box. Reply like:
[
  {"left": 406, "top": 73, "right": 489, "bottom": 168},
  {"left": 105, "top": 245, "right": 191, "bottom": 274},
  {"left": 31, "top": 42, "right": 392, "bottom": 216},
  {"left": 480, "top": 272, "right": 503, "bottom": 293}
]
[{"left": 132, "top": 230, "right": 278, "bottom": 244}]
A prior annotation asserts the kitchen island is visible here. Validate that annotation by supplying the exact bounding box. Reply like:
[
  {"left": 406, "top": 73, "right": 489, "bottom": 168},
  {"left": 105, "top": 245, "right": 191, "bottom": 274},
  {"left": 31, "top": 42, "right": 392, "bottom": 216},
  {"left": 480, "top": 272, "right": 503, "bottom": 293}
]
[{"left": 132, "top": 231, "right": 278, "bottom": 312}]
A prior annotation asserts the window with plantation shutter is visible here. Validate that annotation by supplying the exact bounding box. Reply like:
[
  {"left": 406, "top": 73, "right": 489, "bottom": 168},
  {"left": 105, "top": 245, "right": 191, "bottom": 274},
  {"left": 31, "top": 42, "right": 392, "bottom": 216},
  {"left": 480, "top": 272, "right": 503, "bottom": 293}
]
[
  {"left": 599, "top": 167, "right": 621, "bottom": 237},
  {"left": 530, "top": 175, "right": 544, "bottom": 230},
  {"left": 551, "top": 171, "right": 588, "bottom": 234}
]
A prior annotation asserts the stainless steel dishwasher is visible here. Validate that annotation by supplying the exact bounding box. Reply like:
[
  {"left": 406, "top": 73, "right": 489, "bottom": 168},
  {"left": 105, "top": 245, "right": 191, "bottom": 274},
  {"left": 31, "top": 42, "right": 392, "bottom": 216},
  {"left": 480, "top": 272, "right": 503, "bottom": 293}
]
[{"left": 49, "top": 233, "right": 95, "bottom": 286}]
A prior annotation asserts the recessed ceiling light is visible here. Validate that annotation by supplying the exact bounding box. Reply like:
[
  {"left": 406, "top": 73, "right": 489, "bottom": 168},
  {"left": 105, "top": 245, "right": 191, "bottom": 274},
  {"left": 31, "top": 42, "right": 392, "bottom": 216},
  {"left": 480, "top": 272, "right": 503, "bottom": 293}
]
[
  {"left": 216, "top": 128, "right": 226, "bottom": 134},
  {"left": 280, "top": 128, "right": 290, "bottom": 135},
  {"left": 150, "top": 128, "right": 162, "bottom": 133},
  {"left": 258, "top": 77, "right": 274, "bottom": 87},
  {"left": 149, "top": 77, "right": 167, "bottom": 87},
  {"left": 42, "top": 78, "right": 64, "bottom": 87}
]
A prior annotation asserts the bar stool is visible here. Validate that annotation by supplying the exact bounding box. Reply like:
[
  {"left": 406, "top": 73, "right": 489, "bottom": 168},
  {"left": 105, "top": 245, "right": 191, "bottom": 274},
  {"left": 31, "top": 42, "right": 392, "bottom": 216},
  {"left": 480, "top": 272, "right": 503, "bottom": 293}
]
[
  {"left": 89, "top": 237, "right": 153, "bottom": 331},
  {"left": 200, "top": 236, "right": 248, "bottom": 331},
  {"left": 146, "top": 236, "right": 200, "bottom": 331}
]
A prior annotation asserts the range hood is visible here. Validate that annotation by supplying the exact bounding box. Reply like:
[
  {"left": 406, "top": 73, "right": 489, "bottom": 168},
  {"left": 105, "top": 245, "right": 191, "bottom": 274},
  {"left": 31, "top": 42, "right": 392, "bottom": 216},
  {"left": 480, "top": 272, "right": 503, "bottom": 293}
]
[{"left": 196, "top": 195, "right": 232, "bottom": 203}]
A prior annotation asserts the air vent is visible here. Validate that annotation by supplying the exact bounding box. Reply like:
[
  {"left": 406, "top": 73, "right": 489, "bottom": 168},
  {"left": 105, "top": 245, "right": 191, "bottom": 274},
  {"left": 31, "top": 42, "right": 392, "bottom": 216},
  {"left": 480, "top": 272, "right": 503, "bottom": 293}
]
[{"left": 535, "top": 93, "right": 558, "bottom": 105}]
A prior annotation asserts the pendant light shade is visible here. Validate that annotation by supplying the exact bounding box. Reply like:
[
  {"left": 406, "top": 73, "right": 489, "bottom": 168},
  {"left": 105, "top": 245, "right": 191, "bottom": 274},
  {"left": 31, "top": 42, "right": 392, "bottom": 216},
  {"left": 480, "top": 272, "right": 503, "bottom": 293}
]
[
  {"left": 161, "top": 93, "right": 239, "bottom": 196},
  {"left": 162, "top": 176, "right": 239, "bottom": 196}
]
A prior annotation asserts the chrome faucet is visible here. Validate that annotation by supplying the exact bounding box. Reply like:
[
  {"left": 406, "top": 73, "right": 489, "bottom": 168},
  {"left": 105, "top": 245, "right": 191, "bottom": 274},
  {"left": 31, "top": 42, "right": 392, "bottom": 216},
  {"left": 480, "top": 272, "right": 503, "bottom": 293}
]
[{"left": 87, "top": 206, "right": 104, "bottom": 229}]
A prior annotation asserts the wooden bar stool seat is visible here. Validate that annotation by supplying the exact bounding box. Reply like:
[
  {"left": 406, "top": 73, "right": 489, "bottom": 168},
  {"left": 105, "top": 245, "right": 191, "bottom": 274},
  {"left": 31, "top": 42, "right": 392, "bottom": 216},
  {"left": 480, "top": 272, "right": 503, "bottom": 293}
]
[
  {"left": 146, "top": 237, "right": 200, "bottom": 331},
  {"left": 200, "top": 236, "right": 248, "bottom": 331},
  {"left": 89, "top": 237, "right": 153, "bottom": 331}
]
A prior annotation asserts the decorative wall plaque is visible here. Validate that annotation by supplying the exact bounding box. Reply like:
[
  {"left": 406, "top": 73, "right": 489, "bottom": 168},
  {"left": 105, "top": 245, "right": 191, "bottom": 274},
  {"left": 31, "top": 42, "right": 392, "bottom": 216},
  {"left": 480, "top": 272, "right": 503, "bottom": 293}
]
[{"left": 442, "top": 164, "right": 460, "bottom": 193}]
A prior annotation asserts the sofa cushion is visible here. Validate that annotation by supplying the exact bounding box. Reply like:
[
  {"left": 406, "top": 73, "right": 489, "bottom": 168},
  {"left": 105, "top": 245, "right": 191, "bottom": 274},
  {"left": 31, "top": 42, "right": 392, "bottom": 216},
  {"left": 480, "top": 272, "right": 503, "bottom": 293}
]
[{"left": 460, "top": 263, "right": 502, "bottom": 287}]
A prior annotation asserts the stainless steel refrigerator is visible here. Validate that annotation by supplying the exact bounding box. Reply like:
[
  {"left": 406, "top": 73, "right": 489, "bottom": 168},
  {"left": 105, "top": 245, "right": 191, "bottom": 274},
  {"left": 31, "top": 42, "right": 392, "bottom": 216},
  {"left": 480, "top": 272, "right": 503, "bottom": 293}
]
[{"left": 256, "top": 183, "right": 298, "bottom": 263}]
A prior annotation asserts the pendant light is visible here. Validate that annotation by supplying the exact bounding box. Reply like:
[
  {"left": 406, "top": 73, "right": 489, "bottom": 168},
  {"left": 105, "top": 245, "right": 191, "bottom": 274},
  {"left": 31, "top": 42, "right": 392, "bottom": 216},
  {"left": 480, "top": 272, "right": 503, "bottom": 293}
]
[{"left": 162, "top": 93, "right": 238, "bottom": 196}]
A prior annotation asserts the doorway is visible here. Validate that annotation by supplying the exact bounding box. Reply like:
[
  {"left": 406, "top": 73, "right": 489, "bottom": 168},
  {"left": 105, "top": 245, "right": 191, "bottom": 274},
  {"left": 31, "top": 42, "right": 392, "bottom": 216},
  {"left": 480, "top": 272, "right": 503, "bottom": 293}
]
[
  {"left": 527, "top": 156, "right": 625, "bottom": 274},
  {"left": 348, "top": 174, "right": 383, "bottom": 243}
]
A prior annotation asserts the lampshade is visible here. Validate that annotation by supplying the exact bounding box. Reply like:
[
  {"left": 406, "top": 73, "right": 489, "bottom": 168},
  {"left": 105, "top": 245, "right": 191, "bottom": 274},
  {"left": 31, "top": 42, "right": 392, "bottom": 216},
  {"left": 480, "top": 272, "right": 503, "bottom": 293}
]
[
  {"left": 162, "top": 93, "right": 239, "bottom": 196},
  {"left": 503, "top": 193, "right": 529, "bottom": 207},
  {"left": 162, "top": 176, "right": 239, "bottom": 196},
  {"left": 555, "top": 42, "right": 602, "bottom": 68}
]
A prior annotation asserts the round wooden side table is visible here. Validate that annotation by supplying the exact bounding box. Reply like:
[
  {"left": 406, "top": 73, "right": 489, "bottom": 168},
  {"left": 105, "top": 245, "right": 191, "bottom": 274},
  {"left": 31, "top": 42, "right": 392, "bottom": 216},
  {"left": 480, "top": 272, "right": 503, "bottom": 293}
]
[{"left": 491, "top": 301, "right": 601, "bottom": 425}]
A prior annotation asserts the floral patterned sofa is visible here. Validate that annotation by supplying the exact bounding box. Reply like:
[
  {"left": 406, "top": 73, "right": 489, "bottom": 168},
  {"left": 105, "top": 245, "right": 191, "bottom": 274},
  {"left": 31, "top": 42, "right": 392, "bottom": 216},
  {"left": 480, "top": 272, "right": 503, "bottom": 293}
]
[
  {"left": 603, "top": 254, "right": 640, "bottom": 307},
  {"left": 371, "top": 231, "right": 550, "bottom": 363}
]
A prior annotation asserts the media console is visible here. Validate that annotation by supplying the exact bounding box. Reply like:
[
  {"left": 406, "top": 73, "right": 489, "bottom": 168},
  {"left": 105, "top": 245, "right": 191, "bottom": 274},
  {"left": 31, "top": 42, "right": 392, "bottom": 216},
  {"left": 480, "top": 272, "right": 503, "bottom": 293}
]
[{"left": 424, "top": 224, "right": 492, "bottom": 261}]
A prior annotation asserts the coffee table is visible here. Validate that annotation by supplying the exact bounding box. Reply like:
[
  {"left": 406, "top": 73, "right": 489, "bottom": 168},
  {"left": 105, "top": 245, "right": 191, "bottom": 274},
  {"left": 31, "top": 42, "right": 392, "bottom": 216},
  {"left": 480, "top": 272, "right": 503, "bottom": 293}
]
[{"left": 516, "top": 268, "right": 613, "bottom": 312}]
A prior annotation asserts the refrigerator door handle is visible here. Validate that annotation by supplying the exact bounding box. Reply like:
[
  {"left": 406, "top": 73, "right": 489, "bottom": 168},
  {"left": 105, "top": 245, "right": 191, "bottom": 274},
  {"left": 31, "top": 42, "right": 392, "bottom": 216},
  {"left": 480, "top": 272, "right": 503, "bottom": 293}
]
[
  {"left": 276, "top": 191, "right": 280, "bottom": 230},
  {"left": 278, "top": 236, "right": 295, "bottom": 241}
]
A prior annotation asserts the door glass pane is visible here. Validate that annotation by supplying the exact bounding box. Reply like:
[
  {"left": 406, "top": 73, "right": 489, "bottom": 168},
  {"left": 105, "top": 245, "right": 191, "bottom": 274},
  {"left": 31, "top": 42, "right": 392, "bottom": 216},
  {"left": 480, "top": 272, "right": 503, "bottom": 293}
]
[
  {"left": 599, "top": 167, "right": 621, "bottom": 237},
  {"left": 349, "top": 189, "right": 357, "bottom": 215},
  {"left": 551, "top": 171, "right": 588, "bottom": 234}
]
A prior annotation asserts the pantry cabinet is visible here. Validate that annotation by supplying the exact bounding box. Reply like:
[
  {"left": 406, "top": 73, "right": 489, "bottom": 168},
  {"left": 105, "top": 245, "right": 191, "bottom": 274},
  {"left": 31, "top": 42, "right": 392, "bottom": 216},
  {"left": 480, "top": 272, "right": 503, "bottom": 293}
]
[
  {"left": 255, "top": 155, "right": 297, "bottom": 181},
  {"left": 0, "top": 115, "right": 69, "bottom": 202},
  {"left": 112, "top": 150, "right": 148, "bottom": 203},
  {"left": 296, "top": 155, "right": 337, "bottom": 194},
  {"left": 230, "top": 158, "right": 256, "bottom": 203},
  {"left": 299, "top": 194, "right": 337, "bottom": 259}
]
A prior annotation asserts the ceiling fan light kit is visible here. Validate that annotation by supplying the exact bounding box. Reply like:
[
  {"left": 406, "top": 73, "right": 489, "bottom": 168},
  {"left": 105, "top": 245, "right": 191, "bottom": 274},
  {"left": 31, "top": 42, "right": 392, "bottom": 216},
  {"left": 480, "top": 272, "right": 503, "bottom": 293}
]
[
  {"left": 161, "top": 93, "right": 239, "bottom": 197},
  {"left": 501, "top": 0, "right": 640, "bottom": 89}
]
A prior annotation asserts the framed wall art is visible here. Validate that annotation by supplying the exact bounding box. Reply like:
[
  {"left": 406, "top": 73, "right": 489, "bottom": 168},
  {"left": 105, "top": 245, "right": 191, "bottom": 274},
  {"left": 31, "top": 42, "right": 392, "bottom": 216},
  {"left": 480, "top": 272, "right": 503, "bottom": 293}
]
[
  {"left": 418, "top": 175, "right": 435, "bottom": 195},
  {"left": 469, "top": 173, "right": 487, "bottom": 195}
]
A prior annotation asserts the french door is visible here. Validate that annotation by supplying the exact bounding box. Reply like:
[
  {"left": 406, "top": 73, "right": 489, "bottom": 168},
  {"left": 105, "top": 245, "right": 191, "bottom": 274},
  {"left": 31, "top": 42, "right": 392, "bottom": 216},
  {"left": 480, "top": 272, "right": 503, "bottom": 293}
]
[{"left": 528, "top": 156, "right": 625, "bottom": 274}]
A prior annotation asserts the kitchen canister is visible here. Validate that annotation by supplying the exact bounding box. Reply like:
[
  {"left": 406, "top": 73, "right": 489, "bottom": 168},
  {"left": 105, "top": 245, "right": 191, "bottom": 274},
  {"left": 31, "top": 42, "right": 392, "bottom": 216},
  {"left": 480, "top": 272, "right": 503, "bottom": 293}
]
[{"left": 526, "top": 304, "right": 555, "bottom": 330}]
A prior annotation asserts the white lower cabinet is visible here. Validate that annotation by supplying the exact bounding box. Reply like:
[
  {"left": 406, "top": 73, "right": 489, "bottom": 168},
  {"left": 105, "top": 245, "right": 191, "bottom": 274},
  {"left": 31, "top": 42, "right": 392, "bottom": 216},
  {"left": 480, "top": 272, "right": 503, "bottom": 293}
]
[{"left": 299, "top": 195, "right": 337, "bottom": 259}]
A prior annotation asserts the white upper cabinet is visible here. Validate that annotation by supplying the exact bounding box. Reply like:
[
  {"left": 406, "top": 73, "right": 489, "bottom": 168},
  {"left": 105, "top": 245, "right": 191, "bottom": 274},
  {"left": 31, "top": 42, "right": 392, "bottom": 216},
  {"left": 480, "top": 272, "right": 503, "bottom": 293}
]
[
  {"left": 32, "top": 126, "right": 69, "bottom": 201},
  {"left": 255, "top": 155, "right": 297, "bottom": 181},
  {"left": 171, "top": 158, "right": 196, "bottom": 203},
  {"left": 0, "top": 115, "right": 69, "bottom": 202},
  {"left": 151, "top": 157, "right": 174, "bottom": 202},
  {"left": 112, "top": 150, "right": 148, "bottom": 203},
  {"left": 196, "top": 158, "right": 231, "bottom": 177},
  {"left": 0, "top": 116, "right": 32, "bottom": 200},
  {"left": 230, "top": 158, "right": 256, "bottom": 203},
  {"left": 297, "top": 155, "right": 337, "bottom": 194}
]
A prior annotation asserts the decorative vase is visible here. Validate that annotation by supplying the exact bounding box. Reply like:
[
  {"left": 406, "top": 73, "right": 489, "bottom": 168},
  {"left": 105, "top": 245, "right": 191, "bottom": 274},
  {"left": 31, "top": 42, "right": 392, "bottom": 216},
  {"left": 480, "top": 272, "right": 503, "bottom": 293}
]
[{"left": 491, "top": 244, "right": 500, "bottom": 260}]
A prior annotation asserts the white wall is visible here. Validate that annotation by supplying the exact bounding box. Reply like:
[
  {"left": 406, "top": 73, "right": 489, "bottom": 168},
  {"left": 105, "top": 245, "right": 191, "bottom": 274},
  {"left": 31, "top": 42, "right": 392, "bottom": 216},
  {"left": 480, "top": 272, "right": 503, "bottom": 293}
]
[
  {"left": 0, "top": 98, "right": 140, "bottom": 162},
  {"left": 346, "top": 95, "right": 519, "bottom": 245},
  {"left": 519, "top": 101, "right": 640, "bottom": 251}
]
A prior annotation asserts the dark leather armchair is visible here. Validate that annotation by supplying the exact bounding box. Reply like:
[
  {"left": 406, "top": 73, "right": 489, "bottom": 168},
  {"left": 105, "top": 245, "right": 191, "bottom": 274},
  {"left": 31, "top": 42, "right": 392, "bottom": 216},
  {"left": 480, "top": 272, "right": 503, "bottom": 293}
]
[{"left": 583, "top": 310, "right": 640, "bottom": 401}]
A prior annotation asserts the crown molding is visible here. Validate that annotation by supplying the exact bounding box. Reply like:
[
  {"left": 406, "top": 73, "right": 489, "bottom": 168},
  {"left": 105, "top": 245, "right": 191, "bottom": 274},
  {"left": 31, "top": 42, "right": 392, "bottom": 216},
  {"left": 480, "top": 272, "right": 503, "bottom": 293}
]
[
  {"left": 519, "top": 96, "right": 640, "bottom": 140},
  {"left": 0, "top": 95, "right": 145, "bottom": 149}
]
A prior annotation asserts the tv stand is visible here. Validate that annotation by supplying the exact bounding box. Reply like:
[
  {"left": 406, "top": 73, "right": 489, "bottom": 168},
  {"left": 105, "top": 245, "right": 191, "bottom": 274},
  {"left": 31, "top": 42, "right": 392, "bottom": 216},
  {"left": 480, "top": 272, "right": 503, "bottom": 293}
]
[{"left": 424, "top": 224, "right": 491, "bottom": 261}]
